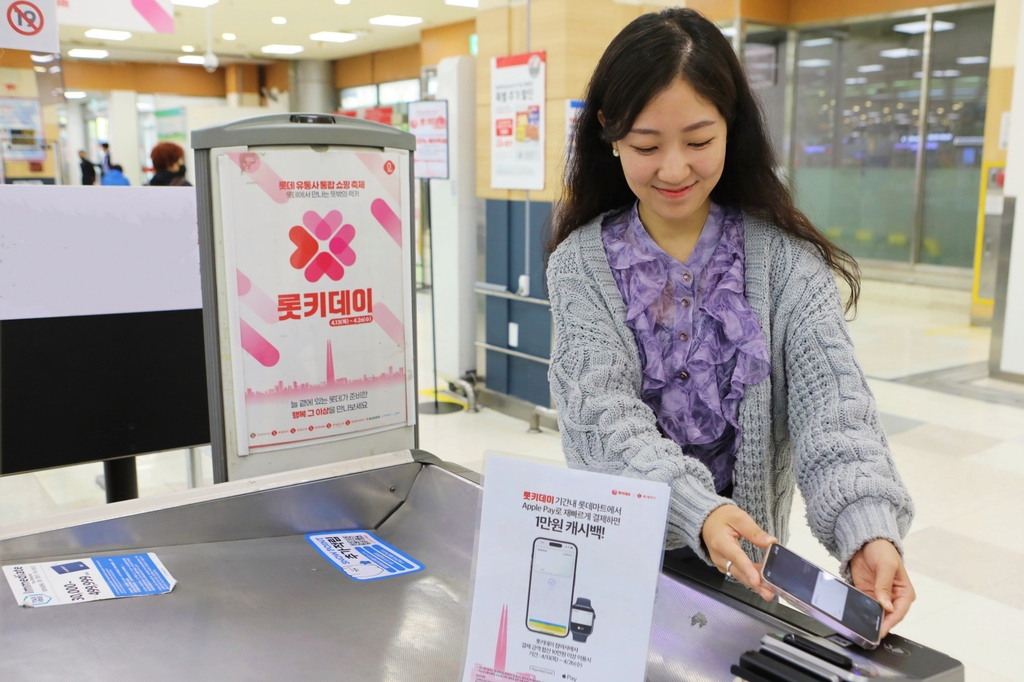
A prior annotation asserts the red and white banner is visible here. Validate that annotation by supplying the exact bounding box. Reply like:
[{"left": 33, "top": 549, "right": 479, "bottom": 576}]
[
  {"left": 490, "top": 51, "right": 546, "bottom": 191},
  {"left": 409, "top": 99, "right": 449, "bottom": 180}
]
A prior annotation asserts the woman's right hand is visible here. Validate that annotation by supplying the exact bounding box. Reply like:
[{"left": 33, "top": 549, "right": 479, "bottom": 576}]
[{"left": 701, "top": 505, "right": 777, "bottom": 601}]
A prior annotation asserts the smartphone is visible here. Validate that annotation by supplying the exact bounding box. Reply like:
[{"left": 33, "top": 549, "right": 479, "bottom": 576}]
[
  {"left": 526, "top": 538, "right": 578, "bottom": 637},
  {"left": 761, "top": 543, "right": 883, "bottom": 649}
]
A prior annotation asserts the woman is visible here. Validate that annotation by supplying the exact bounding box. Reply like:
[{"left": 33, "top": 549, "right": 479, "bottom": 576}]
[
  {"left": 547, "top": 8, "right": 915, "bottom": 637},
  {"left": 149, "top": 141, "right": 192, "bottom": 187}
]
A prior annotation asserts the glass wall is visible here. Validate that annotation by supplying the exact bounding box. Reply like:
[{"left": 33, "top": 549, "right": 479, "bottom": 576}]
[{"left": 791, "top": 7, "right": 994, "bottom": 268}]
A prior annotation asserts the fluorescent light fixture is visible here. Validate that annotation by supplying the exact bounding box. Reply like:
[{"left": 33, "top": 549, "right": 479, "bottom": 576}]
[
  {"left": 880, "top": 48, "right": 920, "bottom": 58},
  {"left": 335, "top": 0, "right": 350, "bottom": 3},
  {"left": 893, "top": 20, "right": 954, "bottom": 34},
  {"left": 858, "top": 64, "right": 884, "bottom": 72},
  {"left": 797, "top": 59, "right": 831, "bottom": 68},
  {"left": 369, "top": 15, "right": 423, "bottom": 27},
  {"left": 310, "top": 31, "right": 358, "bottom": 43},
  {"left": 933, "top": 69, "right": 961, "bottom": 78},
  {"left": 84, "top": 28, "right": 131, "bottom": 40},
  {"left": 801, "top": 37, "right": 834, "bottom": 47},
  {"left": 956, "top": 55, "right": 988, "bottom": 65},
  {"left": 182, "top": 45, "right": 195, "bottom": 52},
  {"left": 178, "top": 55, "right": 206, "bottom": 64},
  {"left": 171, "top": 0, "right": 219, "bottom": 7},
  {"left": 271, "top": 16, "right": 287, "bottom": 24},
  {"left": 222, "top": 32, "right": 236, "bottom": 41},
  {"left": 34, "top": 66, "right": 46, "bottom": 73},
  {"left": 64, "top": 91, "right": 87, "bottom": 99},
  {"left": 49, "top": 65, "right": 61, "bottom": 73},
  {"left": 30, "top": 53, "right": 54, "bottom": 63},
  {"left": 68, "top": 48, "right": 109, "bottom": 59},
  {"left": 845, "top": 77, "right": 868, "bottom": 85},
  {"left": 261, "top": 44, "right": 304, "bottom": 54},
  {"left": 446, "top": 0, "right": 479, "bottom": 6}
]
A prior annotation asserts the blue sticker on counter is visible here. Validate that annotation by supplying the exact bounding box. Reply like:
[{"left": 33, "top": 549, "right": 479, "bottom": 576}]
[
  {"left": 92, "top": 554, "right": 174, "bottom": 597},
  {"left": 306, "top": 531, "right": 424, "bottom": 581}
]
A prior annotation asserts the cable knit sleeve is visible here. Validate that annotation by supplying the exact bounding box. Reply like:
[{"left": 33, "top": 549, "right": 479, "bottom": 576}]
[
  {"left": 781, "top": 250, "right": 914, "bottom": 573},
  {"left": 547, "top": 233, "right": 734, "bottom": 562}
]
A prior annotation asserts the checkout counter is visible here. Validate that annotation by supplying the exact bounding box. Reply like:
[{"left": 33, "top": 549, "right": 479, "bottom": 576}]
[{"left": 0, "top": 449, "right": 963, "bottom": 681}]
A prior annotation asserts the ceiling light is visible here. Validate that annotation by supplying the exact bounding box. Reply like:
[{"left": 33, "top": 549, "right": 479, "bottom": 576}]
[
  {"left": 34, "top": 66, "right": 46, "bottom": 73},
  {"left": 49, "top": 65, "right": 61, "bottom": 73},
  {"left": 445, "top": 0, "right": 479, "bottom": 6},
  {"left": 369, "top": 15, "right": 423, "bottom": 27},
  {"left": 68, "top": 49, "right": 109, "bottom": 59},
  {"left": 222, "top": 32, "right": 236, "bottom": 41},
  {"left": 261, "top": 44, "right": 304, "bottom": 54},
  {"left": 880, "top": 48, "right": 920, "bottom": 58},
  {"left": 801, "top": 37, "right": 834, "bottom": 47},
  {"left": 893, "top": 20, "right": 955, "bottom": 34},
  {"left": 310, "top": 31, "right": 358, "bottom": 43},
  {"left": 720, "top": 26, "right": 736, "bottom": 38},
  {"left": 178, "top": 55, "right": 206, "bottom": 64},
  {"left": 858, "top": 64, "right": 884, "bottom": 73},
  {"left": 84, "top": 28, "right": 132, "bottom": 40},
  {"left": 956, "top": 55, "right": 988, "bottom": 65},
  {"left": 171, "top": 0, "right": 219, "bottom": 7},
  {"left": 335, "top": 0, "right": 350, "bottom": 3},
  {"left": 30, "top": 53, "right": 54, "bottom": 63},
  {"left": 182, "top": 45, "right": 195, "bottom": 52},
  {"left": 64, "top": 91, "right": 87, "bottom": 99},
  {"left": 845, "top": 77, "right": 868, "bottom": 85},
  {"left": 797, "top": 59, "right": 831, "bottom": 68},
  {"left": 271, "top": 16, "right": 287, "bottom": 25},
  {"left": 933, "top": 69, "right": 961, "bottom": 78}
]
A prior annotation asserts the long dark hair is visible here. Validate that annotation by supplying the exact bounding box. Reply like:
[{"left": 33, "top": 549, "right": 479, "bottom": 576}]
[{"left": 551, "top": 8, "right": 860, "bottom": 311}]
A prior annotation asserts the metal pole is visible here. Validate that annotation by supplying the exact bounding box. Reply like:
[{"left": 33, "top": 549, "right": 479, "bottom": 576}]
[
  {"left": 425, "top": 178, "right": 439, "bottom": 411},
  {"left": 519, "top": 0, "right": 532, "bottom": 298},
  {"left": 103, "top": 457, "right": 138, "bottom": 503},
  {"left": 782, "top": 28, "right": 799, "bottom": 193},
  {"left": 910, "top": 9, "right": 934, "bottom": 266}
]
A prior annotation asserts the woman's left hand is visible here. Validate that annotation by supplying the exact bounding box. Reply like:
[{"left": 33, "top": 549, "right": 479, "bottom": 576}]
[{"left": 849, "top": 539, "right": 916, "bottom": 638}]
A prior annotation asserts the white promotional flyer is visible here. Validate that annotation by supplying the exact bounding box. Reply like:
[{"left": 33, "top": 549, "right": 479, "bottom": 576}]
[
  {"left": 3, "top": 552, "right": 176, "bottom": 608},
  {"left": 462, "top": 456, "right": 670, "bottom": 682},
  {"left": 218, "top": 148, "right": 415, "bottom": 455},
  {"left": 409, "top": 99, "right": 449, "bottom": 180},
  {"left": 490, "top": 51, "right": 546, "bottom": 190}
]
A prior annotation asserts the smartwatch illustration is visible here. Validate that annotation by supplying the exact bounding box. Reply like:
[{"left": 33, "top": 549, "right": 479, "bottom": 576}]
[{"left": 570, "top": 597, "right": 596, "bottom": 642}]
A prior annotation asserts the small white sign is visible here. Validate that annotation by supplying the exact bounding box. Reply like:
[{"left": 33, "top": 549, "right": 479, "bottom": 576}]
[
  {"left": 409, "top": 100, "right": 449, "bottom": 180},
  {"left": 3, "top": 553, "right": 176, "bottom": 608},
  {"left": 462, "top": 455, "right": 670, "bottom": 682},
  {"left": 491, "top": 52, "right": 546, "bottom": 191},
  {"left": 0, "top": 0, "right": 59, "bottom": 53},
  {"left": 57, "top": 0, "right": 174, "bottom": 33},
  {"left": 306, "top": 530, "right": 423, "bottom": 581}
]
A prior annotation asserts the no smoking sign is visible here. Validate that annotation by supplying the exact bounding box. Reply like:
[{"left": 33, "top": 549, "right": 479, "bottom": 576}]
[{"left": 1, "top": 0, "right": 57, "bottom": 53}]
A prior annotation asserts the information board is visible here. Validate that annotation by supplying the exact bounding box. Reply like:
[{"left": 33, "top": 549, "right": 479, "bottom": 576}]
[
  {"left": 409, "top": 100, "right": 449, "bottom": 180},
  {"left": 490, "top": 51, "right": 546, "bottom": 190}
]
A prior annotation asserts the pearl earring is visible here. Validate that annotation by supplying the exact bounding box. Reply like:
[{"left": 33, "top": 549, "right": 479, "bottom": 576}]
[{"left": 612, "top": 148, "right": 620, "bottom": 157}]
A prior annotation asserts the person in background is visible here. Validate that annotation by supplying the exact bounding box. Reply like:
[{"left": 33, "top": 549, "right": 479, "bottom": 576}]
[
  {"left": 100, "top": 142, "right": 111, "bottom": 178},
  {"left": 149, "top": 142, "right": 192, "bottom": 187},
  {"left": 78, "top": 150, "right": 98, "bottom": 185},
  {"left": 100, "top": 164, "right": 130, "bottom": 186}
]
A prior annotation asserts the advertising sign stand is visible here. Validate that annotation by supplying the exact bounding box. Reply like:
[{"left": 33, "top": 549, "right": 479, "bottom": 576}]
[
  {"left": 408, "top": 99, "right": 459, "bottom": 415},
  {"left": 192, "top": 114, "right": 419, "bottom": 482}
]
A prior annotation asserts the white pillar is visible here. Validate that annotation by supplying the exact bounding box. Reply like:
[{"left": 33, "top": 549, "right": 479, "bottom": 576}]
[
  {"left": 295, "top": 61, "right": 336, "bottom": 114},
  {"left": 994, "top": 2, "right": 1024, "bottom": 378},
  {"left": 107, "top": 90, "right": 142, "bottom": 186},
  {"left": 430, "top": 56, "right": 478, "bottom": 380}
]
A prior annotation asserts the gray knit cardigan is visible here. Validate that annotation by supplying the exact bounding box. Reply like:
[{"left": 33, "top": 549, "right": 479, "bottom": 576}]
[{"left": 546, "top": 213, "right": 914, "bottom": 571}]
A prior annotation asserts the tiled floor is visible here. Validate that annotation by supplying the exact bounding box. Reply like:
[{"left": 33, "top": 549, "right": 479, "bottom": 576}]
[{"left": 2, "top": 281, "right": 1022, "bottom": 680}]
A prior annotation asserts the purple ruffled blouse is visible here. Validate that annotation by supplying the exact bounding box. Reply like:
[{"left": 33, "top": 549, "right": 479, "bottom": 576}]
[{"left": 601, "top": 202, "right": 771, "bottom": 493}]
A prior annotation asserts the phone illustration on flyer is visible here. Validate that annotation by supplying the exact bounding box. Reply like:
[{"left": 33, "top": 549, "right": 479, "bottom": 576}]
[{"left": 526, "top": 538, "right": 577, "bottom": 637}]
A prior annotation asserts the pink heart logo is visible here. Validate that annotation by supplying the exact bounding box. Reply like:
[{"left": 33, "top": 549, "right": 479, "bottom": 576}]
[
  {"left": 303, "top": 210, "right": 343, "bottom": 241},
  {"left": 329, "top": 224, "right": 357, "bottom": 266},
  {"left": 305, "top": 251, "right": 346, "bottom": 282}
]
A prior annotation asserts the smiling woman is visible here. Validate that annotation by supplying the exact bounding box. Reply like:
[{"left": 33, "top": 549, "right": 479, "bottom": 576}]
[{"left": 546, "top": 7, "right": 917, "bottom": 640}]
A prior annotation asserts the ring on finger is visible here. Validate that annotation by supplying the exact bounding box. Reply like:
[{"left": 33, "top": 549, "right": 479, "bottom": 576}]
[{"left": 725, "top": 560, "right": 733, "bottom": 579}]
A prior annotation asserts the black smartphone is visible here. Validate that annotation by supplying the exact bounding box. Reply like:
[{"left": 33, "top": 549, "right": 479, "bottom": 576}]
[{"left": 761, "top": 543, "right": 884, "bottom": 649}]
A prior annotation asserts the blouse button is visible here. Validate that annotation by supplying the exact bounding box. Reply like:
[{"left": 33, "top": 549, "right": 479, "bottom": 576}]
[
  {"left": 679, "top": 370, "right": 690, "bottom": 381},
  {"left": 679, "top": 332, "right": 689, "bottom": 341},
  {"left": 682, "top": 272, "right": 692, "bottom": 282},
  {"left": 681, "top": 298, "right": 691, "bottom": 308}
]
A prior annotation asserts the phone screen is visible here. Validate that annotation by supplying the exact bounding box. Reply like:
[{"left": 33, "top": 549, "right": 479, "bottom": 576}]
[
  {"left": 571, "top": 608, "right": 594, "bottom": 626},
  {"left": 526, "top": 539, "right": 577, "bottom": 637},
  {"left": 764, "top": 544, "right": 882, "bottom": 643}
]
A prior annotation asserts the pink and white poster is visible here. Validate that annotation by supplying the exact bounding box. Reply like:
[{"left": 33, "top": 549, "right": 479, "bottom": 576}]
[{"left": 217, "top": 148, "right": 415, "bottom": 455}]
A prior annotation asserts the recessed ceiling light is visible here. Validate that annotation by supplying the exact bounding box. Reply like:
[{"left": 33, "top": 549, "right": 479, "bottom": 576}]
[
  {"left": 64, "top": 91, "right": 87, "bottom": 99},
  {"left": 182, "top": 45, "right": 195, "bottom": 52},
  {"left": 845, "top": 77, "right": 868, "bottom": 85},
  {"left": 271, "top": 16, "right": 287, "bottom": 25},
  {"left": 335, "top": 0, "right": 350, "bottom": 4},
  {"left": 445, "top": 0, "right": 478, "bottom": 6},
  {"left": 30, "top": 53, "right": 54, "bottom": 63},
  {"left": 369, "top": 15, "right": 423, "bottom": 27},
  {"left": 49, "top": 65, "right": 61, "bottom": 73},
  {"left": 310, "top": 31, "right": 358, "bottom": 43},
  {"left": 893, "top": 20, "right": 955, "bottom": 34},
  {"left": 68, "top": 49, "right": 109, "bottom": 59},
  {"left": 84, "top": 28, "right": 132, "bottom": 41},
  {"left": 261, "top": 44, "right": 304, "bottom": 54},
  {"left": 171, "top": 0, "right": 219, "bottom": 7},
  {"left": 801, "top": 37, "right": 834, "bottom": 47},
  {"left": 34, "top": 66, "right": 46, "bottom": 73},
  {"left": 222, "top": 32, "right": 236, "bottom": 41},
  {"left": 858, "top": 64, "right": 884, "bottom": 72},
  {"left": 956, "top": 55, "right": 988, "bottom": 65},
  {"left": 797, "top": 59, "right": 831, "bottom": 68},
  {"left": 880, "top": 48, "right": 920, "bottom": 58},
  {"left": 178, "top": 55, "right": 206, "bottom": 64}
]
